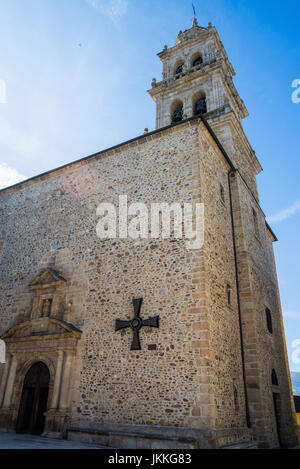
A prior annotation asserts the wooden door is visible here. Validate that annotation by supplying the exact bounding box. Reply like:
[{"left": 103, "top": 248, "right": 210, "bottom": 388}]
[{"left": 16, "top": 362, "right": 50, "bottom": 435}]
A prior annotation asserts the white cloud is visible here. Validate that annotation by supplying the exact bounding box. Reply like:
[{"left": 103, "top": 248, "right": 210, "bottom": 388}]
[
  {"left": 85, "top": 0, "right": 128, "bottom": 23},
  {"left": 267, "top": 200, "right": 300, "bottom": 224},
  {"left": 0, "top": 162, "right": 27, "bottom": 190}
]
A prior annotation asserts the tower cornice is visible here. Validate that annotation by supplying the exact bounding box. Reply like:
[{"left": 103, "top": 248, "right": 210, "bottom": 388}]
[
  {"left": 157, "top": 28, "right": 210, "bottom": 61},
  {"left": 209, "top": 111, "right": 263, "bottom": 175},
  {"left": 148, "top": 58, "right": 248, "bottom": 121}
]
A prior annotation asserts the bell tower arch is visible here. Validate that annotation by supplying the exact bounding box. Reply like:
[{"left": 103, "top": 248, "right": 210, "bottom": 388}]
[{"left": 148, "top": 17, "right": 248, "bottom": 129}]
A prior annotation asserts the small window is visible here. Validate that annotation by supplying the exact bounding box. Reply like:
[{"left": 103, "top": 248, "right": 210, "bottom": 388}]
[
  {"left": 266, "top": 308, "right": 273, "bottom": 334},
  {"left": 226, "top": 284, "right": 232, "bottom": 306},
  {"left": 220, "top": 184, "right": 225, "bottom": 204},
  {"left": 194, "top": 97, "right": 207, "bottom": 116},
  {"left": 193, "top": 56, "right": 203, "bottom": 67},
  {"left": 175, "top": 64, "right": 183, "bottom": 75},
  {"left": 272, "top": 369, "right": 279, "bottom": 386},
  {"left": 172, "top": 105, "right": 183, "bottom": 123},
  {"left": 252, "top": 208, "right": 259, "bottom": 237}
]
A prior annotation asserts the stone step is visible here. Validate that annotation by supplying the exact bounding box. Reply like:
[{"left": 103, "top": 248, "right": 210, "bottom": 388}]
[
  {"left": 222, "top": 441, "right": 259, "bottom": 450},
  {"left": 68, "top": 426, "right": 197, "bottom": 449}
]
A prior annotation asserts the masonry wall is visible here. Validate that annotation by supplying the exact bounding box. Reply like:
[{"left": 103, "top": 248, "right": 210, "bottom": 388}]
[
  {"left": 0, "top": 117, "right": 296, "bottom": 447},
  {"left": 210, "top": 112, "right": 260, "bottom": 200},
  {"left": 197, "top": 123, "right": 247, "bottom": 430},
  {"left": 208, "top": 110, "right": 297, "bottom": 447},
  {"left": 225, "top": 154, "right": 297, "bottom": 447},
  {"left": 0, "top": 121, "right": 219, "bottom": 431}
]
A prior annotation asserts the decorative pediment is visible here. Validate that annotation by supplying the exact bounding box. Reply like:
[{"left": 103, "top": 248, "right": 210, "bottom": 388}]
[
  {"left": 175, "top": 23, "right": 207, "bottom": 46},
  {"left": 1, "top": 317, "right": 81, "bottom": 342},
  {"left": 30, "top": 269, "right": 67, "bottom": 291}
]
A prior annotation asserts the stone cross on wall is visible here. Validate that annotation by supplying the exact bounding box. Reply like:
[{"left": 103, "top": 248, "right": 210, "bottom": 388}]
[{"left": 115, "top": 298, "right": 159, "bottom": 350}]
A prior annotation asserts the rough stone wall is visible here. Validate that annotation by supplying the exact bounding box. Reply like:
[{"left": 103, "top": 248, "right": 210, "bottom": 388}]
[
  {"left": 228, "top": 169, "right": 297, "bottom": 447},
  {"left": 0, "top": 201, "right": 89, "bottom": 336},
  {"left": 210, "top": 113, "right": 260, "bottom": 200},
  {"left": 197, "top": 123, "right": 247, "bottom": 430},
  {"left": 0, "top": 121, "right": 217, "bottom": 430},
  {"left": 0, "top": 116, "right": 296, "bottom": 446},
  {"left": 210, "top": 109, "right": 297, "bottom": 446}
]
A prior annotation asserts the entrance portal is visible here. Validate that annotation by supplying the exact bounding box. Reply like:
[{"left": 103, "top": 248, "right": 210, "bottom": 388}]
[{"left": 16, "top": 362, "right": 50, "bottom": 435}]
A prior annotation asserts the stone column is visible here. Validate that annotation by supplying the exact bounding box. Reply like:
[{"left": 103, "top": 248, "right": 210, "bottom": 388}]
[
  {"left": 50, "top": 351, "right": 64, "bottom": 410},
  {"left": 0, "top": 354, "right": 11, "bottom": 408},
  {"left": 185, "top": 96, "right": 193, "bottom": 119},
  {"left": 31, "top": 297, "right": 40, "bottom": 319},
  {"left": 59, "top": 352, "right": 73, "bottom": 410},
  {"left": 211, "top": 74, "right": 222, "bottom": 111},
  {"left": 2, "top": 355, "right": 18, "bottom": 409}
]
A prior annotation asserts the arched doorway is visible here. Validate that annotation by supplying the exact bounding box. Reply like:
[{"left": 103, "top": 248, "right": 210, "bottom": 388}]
[{"left": 16, "top": 362, "right": 50, "bottom": 435}]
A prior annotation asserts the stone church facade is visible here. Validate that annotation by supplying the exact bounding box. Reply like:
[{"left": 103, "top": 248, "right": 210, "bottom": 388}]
[{"left": 0, "top": 18, "right": 297, "bottom": 448}]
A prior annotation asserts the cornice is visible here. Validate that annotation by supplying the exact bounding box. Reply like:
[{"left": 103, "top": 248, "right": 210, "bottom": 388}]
[{"left": 209, "top": 111, "right": 263, "bottom": 175}]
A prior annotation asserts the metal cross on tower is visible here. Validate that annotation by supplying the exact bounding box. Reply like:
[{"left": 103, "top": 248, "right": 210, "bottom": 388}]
[
  {"left": 192, "top": 3, "right": 198, "bottom": 27},
  {"left": 115, "top": 298, "right": 159, "bottom": 351},
  {"left": 192, "top": 3, "right": 196, "bottom": 17}
]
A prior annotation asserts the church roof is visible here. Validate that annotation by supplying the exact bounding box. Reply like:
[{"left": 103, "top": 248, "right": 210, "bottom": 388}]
[
  {"left": 0, "top": 115, "right": 212, "bottom": 195},
  {"left": 266, "top": 222, "right": 278, "bottom": 242},
  {"left": 0, "top": 113, "right": 276, "bottom": 240}
]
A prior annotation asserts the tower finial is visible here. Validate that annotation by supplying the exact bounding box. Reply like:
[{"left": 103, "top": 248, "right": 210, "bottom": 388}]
[
  {"left": 192, "top": 3, "right": 198, "bottom": 27},
  {"left": 50, "top": 252, "right": 56, "bottom": 269}
]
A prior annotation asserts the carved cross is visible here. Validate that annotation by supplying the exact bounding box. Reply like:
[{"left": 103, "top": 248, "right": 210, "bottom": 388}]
[{"left": 115, "top": 298, "right": 159, "bottom": 350}]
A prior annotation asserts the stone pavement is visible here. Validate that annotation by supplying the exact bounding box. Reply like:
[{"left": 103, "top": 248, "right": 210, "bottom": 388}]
[{"left": 0, "top": 433, "right": 108, "bottom": 449}]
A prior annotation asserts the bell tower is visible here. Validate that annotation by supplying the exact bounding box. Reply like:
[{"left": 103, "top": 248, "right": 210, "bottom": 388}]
[{"left": 148, "top": 17, "right": 248, "bottom": 130}]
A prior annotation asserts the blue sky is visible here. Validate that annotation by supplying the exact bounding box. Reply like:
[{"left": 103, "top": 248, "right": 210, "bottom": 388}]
[{"left": 0, "top": 0, "right": 299, "bottom": 371}]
